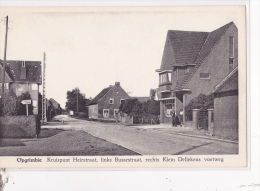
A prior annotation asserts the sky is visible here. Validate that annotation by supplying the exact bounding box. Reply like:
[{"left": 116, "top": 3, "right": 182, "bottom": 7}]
[{"left": 0, "top": 7, "right": 245, "bottom": 108}]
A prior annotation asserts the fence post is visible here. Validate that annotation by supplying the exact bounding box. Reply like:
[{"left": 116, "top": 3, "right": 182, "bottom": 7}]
[
  {"left": 207, "top": 109, "right": 214, "bottom": 135},
  {"left": 192, "top": 109, "right": 200, "bottom": 129}
]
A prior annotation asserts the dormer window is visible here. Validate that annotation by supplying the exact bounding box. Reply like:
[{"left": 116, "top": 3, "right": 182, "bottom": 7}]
[
  {"left": 200, "top": 73, "right": 210, "bottom": 79},
  {"left": 159, "top": 71, "right": 172, "bottom": 85},
  {"left": 229, "top": 36, "right": 234, "bottom": 72},
  {"left": 109, "top": 98, "right": 114, "bottom": 104}
]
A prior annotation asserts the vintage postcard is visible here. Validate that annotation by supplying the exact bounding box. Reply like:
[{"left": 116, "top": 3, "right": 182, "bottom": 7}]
[{"left": 0, "top": 6, "right": 247, "bottom": 168}]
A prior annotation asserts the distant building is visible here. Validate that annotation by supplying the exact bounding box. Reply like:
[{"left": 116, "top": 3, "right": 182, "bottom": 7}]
[
  {"left": 49, "top": 98, "right": 62, "bottom": 116},
  {"left": 87, "top": 82, "right": 130, "bottom": 119},
  {"left": 156, "top": 22, "right": 238, "bottom": 124},
  {"left": 0, "top": 60, "right": 42, "bottom": 114},
  {"left": 213, "top": 66, "right": 238, "bottom": 139},
  {"left": 132, "top": 97, "right": 150, "bottom": 103}
]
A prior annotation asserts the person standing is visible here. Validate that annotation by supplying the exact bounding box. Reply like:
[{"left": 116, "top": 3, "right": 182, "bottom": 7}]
[{"left": 171, "top": 110, "right": 176, "bottom": 127}]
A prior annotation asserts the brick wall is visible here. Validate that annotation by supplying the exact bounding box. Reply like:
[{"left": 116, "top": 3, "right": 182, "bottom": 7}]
[
  {"left": 213, "top": 92, "right": 238, "bottom": 139},
  {"left": 98, "top": 84, "right": 130, "bottom": 119},
  {"left": 185, "top": 24, "right": 238, "bottom": 105}
]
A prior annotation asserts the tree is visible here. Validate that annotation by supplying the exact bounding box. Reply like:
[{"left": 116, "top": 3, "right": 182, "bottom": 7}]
[
  {"left": 65, "top": 88, "right": 86, "bottom": 113},
  {"left": 150, "top": 89, "right": 156, "bottom": 100},
  {"left": 119, "top": 98, "right": 138, "bottom": 115},
  {"left": 0, "top": 90, "right": 18, "bottom": 116}
]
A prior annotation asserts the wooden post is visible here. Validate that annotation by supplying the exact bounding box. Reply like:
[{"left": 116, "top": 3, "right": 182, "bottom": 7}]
[{"left": 26, "top": 104, "right": 28, "bottom": 116}]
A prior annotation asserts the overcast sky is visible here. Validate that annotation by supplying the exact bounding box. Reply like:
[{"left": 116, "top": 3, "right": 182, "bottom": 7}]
[{"left": 0, "top": 7, "right": 245, "bottom": 108}]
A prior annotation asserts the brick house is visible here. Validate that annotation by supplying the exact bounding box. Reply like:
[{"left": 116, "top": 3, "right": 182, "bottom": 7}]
[
  {"left": 213, "top": 66, "right": 238, "bottom": 139},
  {"left": 156, "top": 22, "right": 238, "bottom": 124},
  {"left": 87, "top": 82, "right": 130, "bottom": 119},
  {"left": 0, "top": 60, "right": 42, "bottom": 115}
]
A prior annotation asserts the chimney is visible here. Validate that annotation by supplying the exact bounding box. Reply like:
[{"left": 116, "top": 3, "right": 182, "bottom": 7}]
[
  {"left": 20, "top": 61, "right": 26, "bottom": 80},
  {"left": 115, "top": 82, "right": 120, "bottom": 86}
]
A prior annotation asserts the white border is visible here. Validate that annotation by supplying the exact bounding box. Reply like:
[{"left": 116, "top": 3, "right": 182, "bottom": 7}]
[{"left": 1, "top": 0, "right": 259, "bottom": 191}]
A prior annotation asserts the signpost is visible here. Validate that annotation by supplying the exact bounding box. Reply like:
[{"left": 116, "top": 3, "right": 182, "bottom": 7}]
[{"left": 21, "top": 100, "right": 31, "bottom": 116}]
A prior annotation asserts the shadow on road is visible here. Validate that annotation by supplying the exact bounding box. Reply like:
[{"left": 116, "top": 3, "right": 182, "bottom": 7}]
[
  {"left": 38, "top": 128, "right": 65, "bottom": 138},
  {"left": 173, "top": 142, "right": 213, "bottom": 155}
]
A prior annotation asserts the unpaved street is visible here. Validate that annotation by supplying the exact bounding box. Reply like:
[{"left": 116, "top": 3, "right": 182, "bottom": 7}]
[{"left": 49, "top": 115, "right": 238, "bottom": 155}]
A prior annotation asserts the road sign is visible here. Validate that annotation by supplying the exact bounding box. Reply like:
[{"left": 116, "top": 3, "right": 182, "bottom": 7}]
[
  {"left": 21, "top": 100, "right": 31, "bottom": 105},
  {"left": 21, "top": 100, "right": 31, "bottom": 116}
]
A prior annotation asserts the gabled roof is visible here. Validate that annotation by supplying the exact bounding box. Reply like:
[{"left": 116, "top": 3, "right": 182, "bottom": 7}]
[
  {"left": 49, "top": 98, "right": 61, "bottom": 109},
  {"left": 87, "top": 86, "right": 113, "bottom": 106},
  {"left": 0, "top": 64, "right": 13, "bottom": 83},
  {"left": 0, "top": 60, "right": 42, "bottom": 84},
  {"left": 172, "top": 22, "right": 235, "bottom": 92},
  {"left": 213, "top": 66, "right": 238, "bottom": 93}
]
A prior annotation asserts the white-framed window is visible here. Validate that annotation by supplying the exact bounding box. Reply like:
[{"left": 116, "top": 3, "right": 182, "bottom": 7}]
[
  {"left": 31, "top": 84, "right": 38, "bottom": 90},
  {"left": 159, "top": 72, "right": 172, "bottom": 84},
  {"left": 114, "top": 109, "right": 119, "bottom": 117},
  {"left": 109, "top": 98, "right": 114, "bottom": 104},
  {"left": 229, "top": 36, "right": 235, "bottom": 72},
  {"left": 4, "top": 83, "right": 9, "bottom": 89},
  {"left": 103, "top": 109, "right": 109, "bottom": 118},
  {"left": 199, "top": 73, "right": 211, "bottom": 79},
  {"left": 164, "top": 99, "right": 175, "bottom": 118}
]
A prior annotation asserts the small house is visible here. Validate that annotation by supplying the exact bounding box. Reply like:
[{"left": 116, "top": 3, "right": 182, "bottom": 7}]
[
  {"left": 0, "top": 60, "right": 42, "bottom": 115},
  {"left": 213, "top": 66, "right": 238, "bottom": 139},
  {"left": 87, "top": 82, "right": 130, "bottom": 120}
]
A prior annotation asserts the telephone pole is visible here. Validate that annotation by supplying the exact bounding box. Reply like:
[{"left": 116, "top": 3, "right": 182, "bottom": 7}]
[
  {"left": 76, "top": 87, "right": 79, "bottom": 116},
  {"left": 1, "top": 16, "right": 9, "bottom": 98},
  {"left": 42, "top": 52, "right": 47, "bottom": 123}
]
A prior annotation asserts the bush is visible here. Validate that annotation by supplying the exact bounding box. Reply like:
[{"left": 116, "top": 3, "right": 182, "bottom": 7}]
[
  {"left": 119, "top": 98, "right": 160, "bottom": 124},
  {"left": 0, "top": 90, "right": 18, "bottom": 116},
  {"left": 185, "top": 93, "right": 214, "bottom": 128}
]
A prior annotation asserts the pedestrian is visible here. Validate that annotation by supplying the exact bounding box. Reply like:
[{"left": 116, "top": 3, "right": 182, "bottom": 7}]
[
  {"left": 180, "top": 109, "right": 184, "bottom": 127},
  {"left": 175, "top": 115, "right": 180, "bottom": 126},
  {"left": 171, "top": 111, "right": 176, "bottom": 127}
]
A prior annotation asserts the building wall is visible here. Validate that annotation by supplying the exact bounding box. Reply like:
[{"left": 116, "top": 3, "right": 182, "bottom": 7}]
[
  {"left": 185, "top": 24, "right": 238, "bottom": 105},
  {"left": 88, "top": 104, "right": 98, "bottom": 119},
  {"left": 9, "top": 82, "right": 39, "bottom": 114},
  {"left": 97, "top": 84, "right": 130, "bottom": 119},
  {"left": 213, "top": 91, "right": 238, "bottom": 139}
]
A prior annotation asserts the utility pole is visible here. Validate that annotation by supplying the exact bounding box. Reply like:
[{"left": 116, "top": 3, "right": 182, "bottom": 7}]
[
  {"left": 42, "top": 52, "right": 47, "bottom": 123},
  {"left": 1, "top": 16, "right": 9, "bottom": 98},
  {"left": 76, "top": 87, "right": 79, "bottom": 116}
]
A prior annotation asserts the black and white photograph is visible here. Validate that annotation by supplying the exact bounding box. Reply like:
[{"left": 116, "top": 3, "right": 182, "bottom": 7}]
[{"left": 0, "top": 6, "right": 247, "bottom": 168}]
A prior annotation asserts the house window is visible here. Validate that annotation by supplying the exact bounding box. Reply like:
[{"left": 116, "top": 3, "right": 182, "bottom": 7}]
[
  {"left": 103, "top": 109, "right": 109, "bottom": 118},
  {"left": 164, "top": 99, "right": 175, "bottom": 118},
  {"left": 200, "top": 73, "right": 211, "bottom": 79},
  {"left": 229, "top": 36, "right": 235, "bottom": 72},
  {"left": 120, "top": 99, "right": 125, "bottom": 104},
  {"left": 109, "top": 98, "right": 114, "bottom": 104},
  {"left": 159, "top": 72, "right": 172, "bottom": 84},
  {"left": 31, "top": 84, "right": 38, "bottom": 90},
  {"left": 4, "top": 83, "right": 9, "bottom": 89},
  {"left": 114, "top": 109, "right": 119, "bottom": 117}
]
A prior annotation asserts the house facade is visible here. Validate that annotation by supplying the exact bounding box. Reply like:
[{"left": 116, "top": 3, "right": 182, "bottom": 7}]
[
  {"left": 0, "top": 60, "right": 42, "bottom": 115},
  {"left": 213, "top": 66, "right": 238, "bottom": 139},
  {"left": 156, "top": 22, "right": 238, "bottom": 124},
  {"left": 87, "top": 82, "right": 130, "bottom": 119}
]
